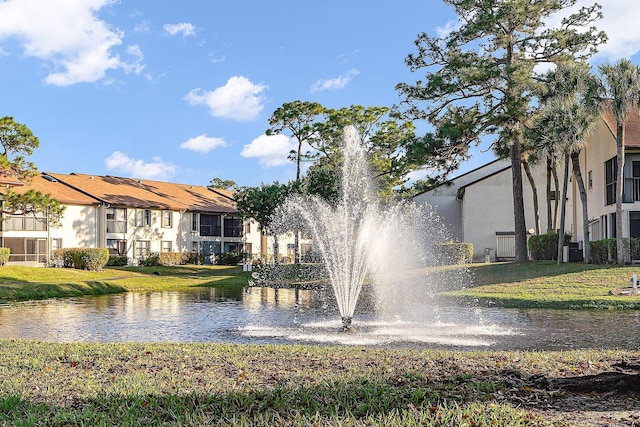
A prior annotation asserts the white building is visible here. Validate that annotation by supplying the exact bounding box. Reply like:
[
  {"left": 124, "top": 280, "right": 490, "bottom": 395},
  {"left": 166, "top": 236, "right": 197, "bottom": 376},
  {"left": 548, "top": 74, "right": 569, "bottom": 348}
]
[{"left": 0, "top": 172, "right": 267, "bottom": 265}]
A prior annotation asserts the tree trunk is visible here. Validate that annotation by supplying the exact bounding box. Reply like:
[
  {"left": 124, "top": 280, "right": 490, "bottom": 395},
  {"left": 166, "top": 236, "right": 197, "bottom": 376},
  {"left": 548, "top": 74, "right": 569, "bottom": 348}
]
[
  {"left": 557, "top": 151, "right": 570, "bottom": 264},
  {"left": 571, "top": 150, "right": 590, "bottom": 263},
  {"left": 523, "top": 159, "right": 540, "bottom": 235},
  {"left": 546, "top": 156, "right": 553, "bottom": 232},
  {"left": 273, "top": 234, "right": 280, "bottom": 266},
  {"left": 552, "top": 159, "right": 560, "bottom": 230},
  {"left": 616, "top": 124, "right": 626, "bottom": 265},
  {"left": 510, "top": 139, "right": 529, "bottom": 263}
]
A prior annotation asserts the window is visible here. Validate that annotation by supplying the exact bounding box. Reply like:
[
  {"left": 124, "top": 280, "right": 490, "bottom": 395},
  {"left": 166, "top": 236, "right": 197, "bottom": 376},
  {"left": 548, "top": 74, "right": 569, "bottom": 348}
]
[
  {"left": 134, "top": 240, "right": 151, "bottom": 258},
  {"left": 605, "top": 157, "right": 617, "bottom": 206},
  {"left": 51, "top": 238, "right": 62, "bottom": 252},
  {"left": 223, "top": 242, "right": 243, "bottom": 254},
  {"left": 161, "top": 240, "right": 172, "bottom": 252},
  {"left": 107, "top": 239, "right": 127, "bottom": 255},
  {"left": 191, "top": 212, "right": 198, "bottom": 232},
  {"left": 200, "top": 214, "right": 221, "bottom": 236},
  {"left": 137, "top": 209, "right": 151, "bottom": 227},
  {"left": 162, "top": 211, "right": 172, "bottom": 228},
  {"left": 2, "top": 215, "right": 47, "bottom": 231},
  {"left": 106, "top": 208, "right": 126, "bottom": 233},
  {"left": 287, "top": 243, "right": 295, "bottom": 257},
  {"left": 192, "top": 241, "right": 199, "bottom": 253},
  {"left": 588, "top": 170, "right": 593, "bottom": 190},
  {"left": 224, "top": 216, "right": 243, "bottom": 237}
]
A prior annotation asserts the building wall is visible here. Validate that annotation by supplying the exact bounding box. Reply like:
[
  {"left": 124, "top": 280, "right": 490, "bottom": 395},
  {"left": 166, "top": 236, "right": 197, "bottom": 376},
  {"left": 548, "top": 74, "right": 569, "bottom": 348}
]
[{"left": 462, "top": 163, "right": 563, "bottom": 261}]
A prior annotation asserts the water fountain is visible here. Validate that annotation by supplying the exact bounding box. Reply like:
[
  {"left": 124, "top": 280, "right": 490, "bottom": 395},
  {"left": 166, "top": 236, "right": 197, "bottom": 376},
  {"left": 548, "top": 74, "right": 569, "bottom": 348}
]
[{"left": 268, "top": 126, "right": 450, "bottom": 331}]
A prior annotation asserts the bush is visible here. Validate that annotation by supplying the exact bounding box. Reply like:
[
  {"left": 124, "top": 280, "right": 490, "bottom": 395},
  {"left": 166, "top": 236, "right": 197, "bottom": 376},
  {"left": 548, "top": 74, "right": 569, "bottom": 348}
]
[
  {"left": 185, "top": 251, "right": 204, "bottom": 265},
  {"left": 106, "top": 255, "right": 129, "bottom": 266},
  {"left": 139, "top": 253, "right": 160, "bottom": 267},
  {"left": 0, "top": 247, "right": 9, "bottom": 266},
  {"left": 75, "top": 248, "right": 110, "bottom": 271},
  {"left": 435, "top": 242, "right": 473, "bottom": 265},
  {"left": 54, "top": 248, "right": 109, "bottom": 270},
  {"left": 528, "top": 232, "right": 571, "bottom": 261},
  {"left": 588, "top": 238, "right": 640, "bottom": 264},
  {"left": 158, "top": 252, "right": 188, "bottom": 266},
  {"left": 590, "top": 239, "right": 615, "bottom": 264},
  {"left": 216, "top": 252, "right": 242, "bottom": 266}
]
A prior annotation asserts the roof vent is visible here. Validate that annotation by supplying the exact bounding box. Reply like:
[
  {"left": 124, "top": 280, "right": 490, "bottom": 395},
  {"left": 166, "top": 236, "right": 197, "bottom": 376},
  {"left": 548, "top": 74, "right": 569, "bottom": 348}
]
[
  {"left": 89, "top": 176, "right": 94, "bottom": 180},
  {"left": 42, "top": 174, "right": 58, "bottom": 182}
]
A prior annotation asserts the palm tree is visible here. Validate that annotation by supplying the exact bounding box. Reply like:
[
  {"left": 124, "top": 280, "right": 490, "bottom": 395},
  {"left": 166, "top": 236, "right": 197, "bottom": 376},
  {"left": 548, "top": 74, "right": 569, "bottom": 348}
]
[
  {"left": 534, "top": 62, "right": 600, "bottom": 263},
  {"left": 596, "top": 59, "right": 640, "bottom": 265}
]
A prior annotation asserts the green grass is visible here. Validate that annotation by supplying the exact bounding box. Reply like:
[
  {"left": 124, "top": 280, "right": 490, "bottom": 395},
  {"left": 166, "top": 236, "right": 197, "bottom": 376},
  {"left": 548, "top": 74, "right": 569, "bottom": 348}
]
[
  {"left": 445, "top": 261, "right": 640, "bottom": 309},
  {"left": 0, "top": 340, "right": 625, "bottom": 426},
  {"left": 0, "top": 265, "right": 251, "bottom": 301}
]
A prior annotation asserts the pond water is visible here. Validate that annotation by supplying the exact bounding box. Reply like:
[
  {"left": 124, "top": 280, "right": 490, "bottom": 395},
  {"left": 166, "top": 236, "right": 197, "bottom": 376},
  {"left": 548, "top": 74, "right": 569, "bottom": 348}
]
[{"left": 1, "top": 286, "right": 639, "bottom": 350}]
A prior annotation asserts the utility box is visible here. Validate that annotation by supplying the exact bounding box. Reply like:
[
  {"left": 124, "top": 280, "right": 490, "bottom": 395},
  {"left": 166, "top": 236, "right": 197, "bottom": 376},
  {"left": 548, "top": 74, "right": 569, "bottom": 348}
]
[{"left": 569, "top": 242, "right": 584, "bottom": 262}]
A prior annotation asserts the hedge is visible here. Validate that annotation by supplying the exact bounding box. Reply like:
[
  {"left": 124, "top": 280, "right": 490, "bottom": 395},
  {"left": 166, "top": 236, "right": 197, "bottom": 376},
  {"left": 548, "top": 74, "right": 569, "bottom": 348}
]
[
  {"left": 434, "top": 242, "right": 473, "bottom": 265},
  {"left": 528, "top": 231, "right": 572, "bottom": 261},
  {"left": 52, "top": 248, "right": 109, "bottom": 271},
  {"left": 590, "top": 237, "right": 640, "bottom": 264},
  {"left": 107, "top": 255, "right": 129, "bottom": 266},
  {"left": 0, "top": 248, "right": 9, "bottom": 266}
]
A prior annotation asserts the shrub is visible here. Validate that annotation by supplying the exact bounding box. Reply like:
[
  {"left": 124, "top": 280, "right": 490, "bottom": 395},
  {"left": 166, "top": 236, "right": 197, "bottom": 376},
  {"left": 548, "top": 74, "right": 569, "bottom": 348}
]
[
  {"left": 139, "top": 253, "right": 160, "bottom": 267},
  {"left": 435, "top": 242, "right": 473, "bottom": 265},
  {"left": 158, "top": 252, "right": 188, "bottom": 266},
  {"left": 185, "top": 251, "right": 204, "bottom": 265},
  {"left": 75, "top": 248, "right": 109, "bottom": 271},
  {"left": 54, "top": 248, "right": 109, "bottom": 270},
  {"left": 107, "top": 255, "right": 129, "bottom": 266},
  {"left": 528, "top": 232, "right": 571, "bottom": 261},
  {"left": 0, "top": 247, "right": 9, "bottom": 266},
  {"left": 216, "top": 252, "right": 242, "bottom": 266},
  {"left": 52, "top": 248, "right": 76, "bottom": 268},
  {"left": 588, "top": 238, "right": 640, "bottom": 264}
]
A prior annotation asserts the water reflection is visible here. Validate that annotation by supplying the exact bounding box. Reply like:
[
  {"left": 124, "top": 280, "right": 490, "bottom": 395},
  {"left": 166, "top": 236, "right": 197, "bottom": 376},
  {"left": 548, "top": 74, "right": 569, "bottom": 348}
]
[{"left": 0, "top": 287, "right": 638, "bottom": 350}]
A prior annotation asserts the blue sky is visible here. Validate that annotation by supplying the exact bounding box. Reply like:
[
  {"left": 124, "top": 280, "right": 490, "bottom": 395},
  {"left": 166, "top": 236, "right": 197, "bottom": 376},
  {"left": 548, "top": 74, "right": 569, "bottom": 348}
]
[{"left": 1, "top": 1, "right": 640, "bottom": 188}]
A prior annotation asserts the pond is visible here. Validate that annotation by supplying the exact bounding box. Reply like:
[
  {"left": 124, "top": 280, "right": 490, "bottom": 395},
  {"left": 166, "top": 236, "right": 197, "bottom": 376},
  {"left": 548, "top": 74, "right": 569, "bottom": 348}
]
[{"left": 1, "top": 286, "right": 639, "bottom": 350}]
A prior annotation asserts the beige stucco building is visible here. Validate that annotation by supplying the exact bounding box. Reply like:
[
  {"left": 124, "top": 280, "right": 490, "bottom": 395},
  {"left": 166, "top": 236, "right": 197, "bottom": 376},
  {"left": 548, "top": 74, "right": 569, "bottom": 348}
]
[{"left": 0, "top": 172, "right": 272, "bottom": 265}]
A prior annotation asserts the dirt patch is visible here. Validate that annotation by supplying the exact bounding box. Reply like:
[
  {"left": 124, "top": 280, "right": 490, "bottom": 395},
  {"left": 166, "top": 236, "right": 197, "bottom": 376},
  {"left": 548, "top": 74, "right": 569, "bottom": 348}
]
[{"left": 509, "top": 359, "right": 640, "bottom": 426}]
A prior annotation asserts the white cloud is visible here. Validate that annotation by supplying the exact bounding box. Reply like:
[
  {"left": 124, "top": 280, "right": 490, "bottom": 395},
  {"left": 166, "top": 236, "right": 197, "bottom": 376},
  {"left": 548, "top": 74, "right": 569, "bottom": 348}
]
[
  {"left": 0, "top": 0, "right": 143, "bottom": 86},
  {"left": 241, "top": 134, "right": 294, "bottom": 167},
  {"left": 105, "top": 151, "right": 176, "bottom": 181},
  {"left": 164, "top": 22, "right": 196, "bottom": 37},
  {"left": 185, "top": 76, "right": 268, "bottom": 121},
  {"left": 538, "top": 1, "right": 640, "bottom": 63},
  {"left": 311, "top": 69, "right": 360, "bottom": 93},
  {"left": 582, "top": 0, "right": 640, "bottom": 62},
  {"left": 179, "top": 134, "right": 227, "bottom": 153}
]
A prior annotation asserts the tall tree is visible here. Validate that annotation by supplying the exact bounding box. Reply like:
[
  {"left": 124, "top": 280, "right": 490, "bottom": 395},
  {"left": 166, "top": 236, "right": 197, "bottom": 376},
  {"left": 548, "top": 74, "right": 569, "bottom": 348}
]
[
  {"left": 395, "top": 0, "right": 606, "bottom": 263},
  {"left": 0, "top": 116, "right": 39, "bottom": 181},
  {"left": 266, "top": 101, "right": 324, "bottom": 264},
  {"left": 208, "top": 178, "right": 237, "bottom": 191},
  {"left": 266, "top": 101, "right": 325, "bottom": 182},
  {"left": 594, "top": 59, "right": 640, "bottom": 265},
  {"left": 310, "top": 105, "right": 417, "bottom": 201},
  {"left": 533, "top": 62, "right": 600, "bottom": 263}
]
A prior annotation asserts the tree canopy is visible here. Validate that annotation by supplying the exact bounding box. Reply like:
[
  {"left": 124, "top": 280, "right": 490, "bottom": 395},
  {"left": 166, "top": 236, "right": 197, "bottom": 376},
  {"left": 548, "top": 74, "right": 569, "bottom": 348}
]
[
  {"left": 0, "top": 116, "right": 39, "bottom": 181},
  {"left": 395, "top": 0, "right": 606, "bottom": 262}
]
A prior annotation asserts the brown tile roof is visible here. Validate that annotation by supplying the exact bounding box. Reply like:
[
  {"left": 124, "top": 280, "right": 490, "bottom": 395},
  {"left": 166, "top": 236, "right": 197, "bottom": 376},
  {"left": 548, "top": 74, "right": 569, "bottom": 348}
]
[
  {"left": 45, "top": 172, "right": 236, "bottom": 213},
  {"left": 600, "top": 106, "right": 640, "bottom": 149},
  {"left": 0, "top": 174, "right": 99, "bottom": 205}
]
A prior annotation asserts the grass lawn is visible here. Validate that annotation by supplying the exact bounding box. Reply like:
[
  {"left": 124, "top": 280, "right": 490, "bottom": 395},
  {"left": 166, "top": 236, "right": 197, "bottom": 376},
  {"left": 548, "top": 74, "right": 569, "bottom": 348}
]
[
  {"left": 0, "top": 340, "right": 635, "bottom": 426},
  {"left": 443, "top": 260, "right": 640, "bottom": 309},
  {"left": 0, "top": 264, "right": 251, "bottom": 301}
]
